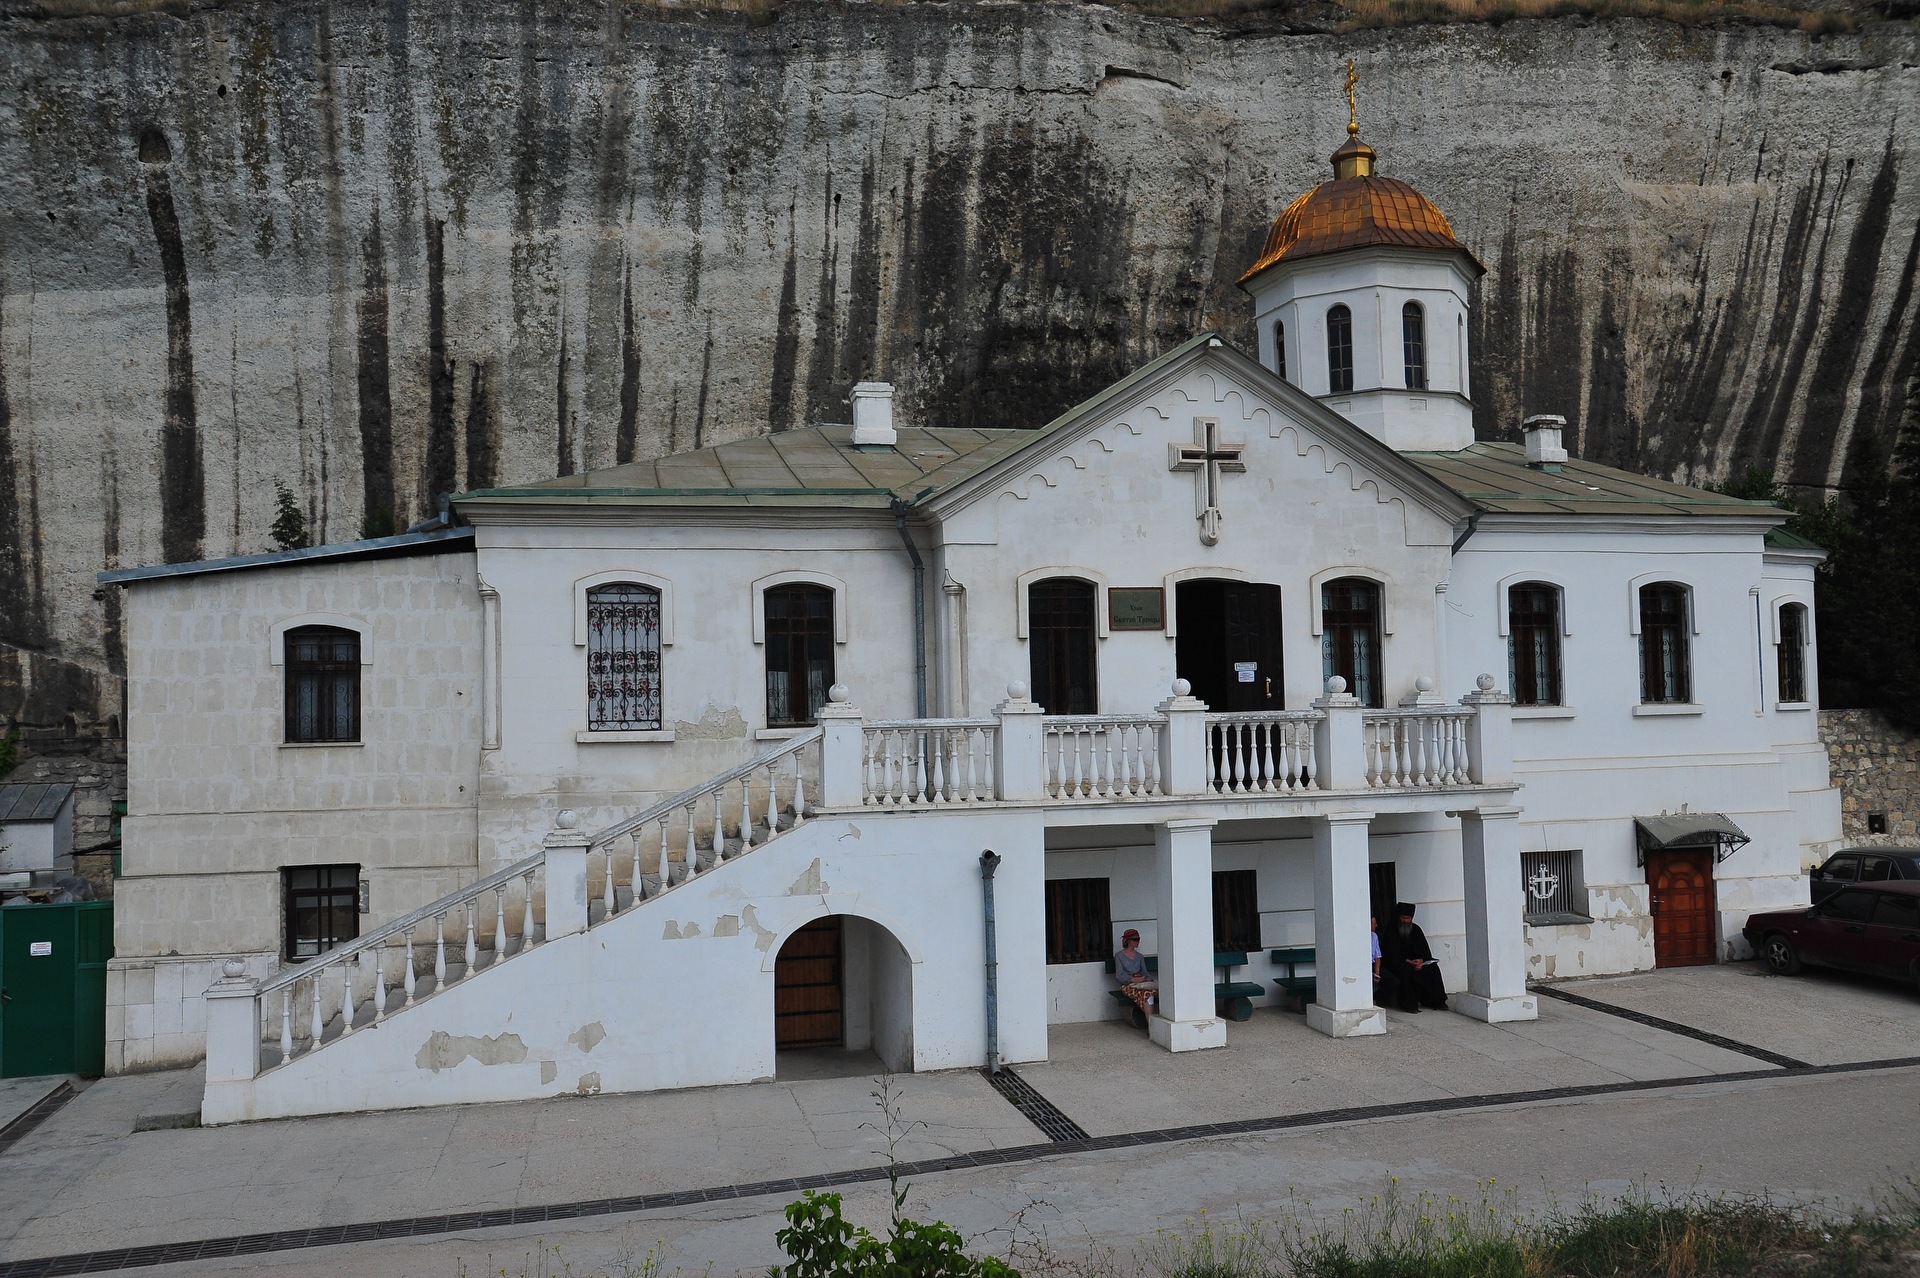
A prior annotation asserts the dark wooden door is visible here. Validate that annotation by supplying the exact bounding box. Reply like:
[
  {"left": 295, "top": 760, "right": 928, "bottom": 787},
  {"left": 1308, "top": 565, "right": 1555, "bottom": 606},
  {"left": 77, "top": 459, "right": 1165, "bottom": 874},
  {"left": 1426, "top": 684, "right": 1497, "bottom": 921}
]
[
  {"left": 1649, "top": 848, "right": 1717, "bottom": 968},
  {"left": 774, "top": 916, "right": 843, "bottom": 1049},
  {"left": 1176, "top": 581, "right": 1283, "bottom": 712}
]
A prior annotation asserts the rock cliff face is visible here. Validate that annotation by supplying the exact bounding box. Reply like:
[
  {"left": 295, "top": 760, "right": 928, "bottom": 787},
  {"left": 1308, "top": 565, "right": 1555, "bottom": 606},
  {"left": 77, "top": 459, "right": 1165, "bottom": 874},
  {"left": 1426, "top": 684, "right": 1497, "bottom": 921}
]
[{"left": 1, "top": 0, "right": 1917, "bottom": 740}]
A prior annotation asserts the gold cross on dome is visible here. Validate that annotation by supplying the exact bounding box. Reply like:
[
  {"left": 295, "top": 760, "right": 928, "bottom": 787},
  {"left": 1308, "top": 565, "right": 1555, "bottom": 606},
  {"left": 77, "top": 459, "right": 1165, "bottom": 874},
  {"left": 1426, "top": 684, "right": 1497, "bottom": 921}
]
[
  {"left": 1345, "top": 58, "right": 1360, "bottom": 137},
  {"left": 1169, "top": 418, "right": 1246, "bottom": 546}
]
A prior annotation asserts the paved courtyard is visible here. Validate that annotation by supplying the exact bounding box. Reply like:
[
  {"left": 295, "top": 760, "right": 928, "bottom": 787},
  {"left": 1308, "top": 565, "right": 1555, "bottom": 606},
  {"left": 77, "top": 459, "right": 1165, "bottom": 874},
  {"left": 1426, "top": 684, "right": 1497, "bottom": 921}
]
[{"left": 0, "top": 962, "right": 1914, "bottom": 1276}]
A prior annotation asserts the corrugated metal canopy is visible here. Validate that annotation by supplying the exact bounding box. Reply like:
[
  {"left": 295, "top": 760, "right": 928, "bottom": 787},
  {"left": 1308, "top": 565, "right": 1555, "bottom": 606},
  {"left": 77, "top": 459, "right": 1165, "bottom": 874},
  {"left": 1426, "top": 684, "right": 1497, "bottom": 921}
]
[
  {"left": 0, "top": 783, "right": 75, "bottom": 823},
  {"left": 1634, "top": 813, "right": 1752, "bottom": 864}
]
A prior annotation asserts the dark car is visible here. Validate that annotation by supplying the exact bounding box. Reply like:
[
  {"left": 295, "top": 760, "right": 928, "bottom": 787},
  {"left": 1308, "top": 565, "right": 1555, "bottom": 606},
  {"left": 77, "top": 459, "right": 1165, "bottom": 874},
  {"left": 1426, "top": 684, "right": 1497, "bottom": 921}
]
[
  {"left": 1807, "top": 848, "right": 1920, "bottom": 904},
  {"left": 1743, "top": 881, "right": 1920, "bottom": 989}
]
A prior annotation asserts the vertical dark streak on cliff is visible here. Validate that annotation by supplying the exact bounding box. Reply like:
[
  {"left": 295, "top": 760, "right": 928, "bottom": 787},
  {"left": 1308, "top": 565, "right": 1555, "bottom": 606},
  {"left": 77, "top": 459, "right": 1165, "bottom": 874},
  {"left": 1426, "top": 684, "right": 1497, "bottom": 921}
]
[
  {"left": 556, "top": 312, "right": 574, "bottom": 476},
  {"left": 837, "top": 155, "right": 883, "bottom": 386},
  {"left": 0, "top": 299, "right": 33, "bottom": 650},
  {"left": 1522, "top": 248, "right": 1585, "bottom": 454},
  {"left": 1657, "top": 195, "right": 1770, "bottom": 479},
  {"left": 768, "top": 212, "right": 800, "bottom": 434},
  {"left": 1586, "top": 259, "right": 1630, "bottom": 464},
  {"left": 464, "top": 361, "right": 497, "bottom": 491},
  {"left": 141, "top": 130, "right": 206, "bottom": 565},
  {"left": 101, "top": 462, "right": 123, "bottom": 675},
  {"left": 230, "top": 316, "right": 244, "bottom": 548},
  {"left": 1794, "top": 139, "right": 1899, "bottom": 491},
  {"left": 381, "top": 0, "right": 422, "bottom": 263},
  {"left": 1756, "top": 157, "right": 1850, "bottom": 475},
  {"left": 804, "top": 173, "right": 841, "bottom": 425},
  {"left": 1731, "top": 161, "right": 1824, "bottom": 468},
  {"left": 618, "top": 261, "right": 642, "bottom": 461},
  {"left": 692, "top": 318, "right": 713, "bottom": 451},
  {"left": 1471, "top": 195, "right": 1525, "bottom": 444},
  {"left": 1844, "top": 214, "right": 1920, "bottom": 494},
  {"left": 424, "top": 217, "right": 457, "bottom": 505},
  {"left": 357, "top": 206, "right": 397, "bottom": 536}
]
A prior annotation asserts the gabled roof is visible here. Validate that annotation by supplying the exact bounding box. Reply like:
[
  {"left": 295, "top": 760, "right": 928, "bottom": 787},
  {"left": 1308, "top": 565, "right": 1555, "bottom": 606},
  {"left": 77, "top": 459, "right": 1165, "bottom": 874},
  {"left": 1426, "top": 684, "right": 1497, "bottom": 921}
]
[
  {"left": 0, "top": 784, "right": 74, "bottom": 823},
  {"left": 1406, "top": 444, "right": 1782, "bottom": 520}
]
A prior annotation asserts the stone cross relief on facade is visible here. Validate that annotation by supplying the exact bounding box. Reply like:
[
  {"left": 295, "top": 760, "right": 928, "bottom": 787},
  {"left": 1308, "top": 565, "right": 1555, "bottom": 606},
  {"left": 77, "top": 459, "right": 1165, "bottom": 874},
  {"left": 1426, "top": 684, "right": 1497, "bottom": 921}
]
[{"left": 1169, "top": 417, "right": 1247, "bottom": 545}]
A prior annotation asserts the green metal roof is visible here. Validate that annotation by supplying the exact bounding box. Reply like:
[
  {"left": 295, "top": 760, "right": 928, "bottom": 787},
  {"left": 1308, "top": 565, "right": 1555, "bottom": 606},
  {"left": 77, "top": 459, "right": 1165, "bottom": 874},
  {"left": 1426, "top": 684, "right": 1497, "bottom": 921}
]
[
  {"left": 1406, "top": 443, "right": 1781, "bottom": 519},
  {"left": 1764, "top": 525, "right": 1826, "bottom": 552}
]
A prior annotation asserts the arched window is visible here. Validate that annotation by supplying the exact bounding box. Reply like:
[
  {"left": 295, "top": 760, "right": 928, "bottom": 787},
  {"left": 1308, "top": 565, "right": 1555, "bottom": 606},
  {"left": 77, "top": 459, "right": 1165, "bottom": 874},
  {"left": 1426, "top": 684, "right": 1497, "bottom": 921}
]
[
  {"left": 1028, "top": 578, "right": 1098, "bottom": 714},
  {"left": 1326, "top": 305, "right": 1354, "bottom": 394},
  {"left": 586, "top": 583, "right": 663, "bottom": 731},
  {"left": 765, "top": 584, "right": 836, "bottom": 727},
  {"left": 1637, "top": 583, "right": 1691, "bottom": 704},
  {"left": 1507, "top": 583, "right": 1562, "bottom": 706},
  {"left": 1272, "top": 319, "right": 1288, "bottom": 383},
  {"left": 1777, "top": 603, "right": 1808, "bottom": 704},
  {"left": 1402, "top": 302, "right": 1427, "bottom": 390},
  {"left": 1321, "top": 578, "right": 1383, "bottom": 708},
  {"left": 284, "top": 626, "right": 361, "bottom": 743}
]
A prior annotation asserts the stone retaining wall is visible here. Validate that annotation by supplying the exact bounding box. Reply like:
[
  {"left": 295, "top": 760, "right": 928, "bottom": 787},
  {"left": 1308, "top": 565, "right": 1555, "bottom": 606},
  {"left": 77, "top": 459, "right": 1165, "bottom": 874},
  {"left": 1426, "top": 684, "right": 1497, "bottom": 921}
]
[{"left": 1819, "top": 709, "right": 1919, "bottom": 846}]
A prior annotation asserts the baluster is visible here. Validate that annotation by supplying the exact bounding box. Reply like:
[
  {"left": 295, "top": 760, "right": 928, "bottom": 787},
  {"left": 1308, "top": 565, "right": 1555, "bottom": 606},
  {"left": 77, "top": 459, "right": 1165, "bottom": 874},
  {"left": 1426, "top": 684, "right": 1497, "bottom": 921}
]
[
  {"left": 765, "top": 764, "right": 780, "bottom": 834},
  {"left": 434, "top": 913, "right": 447, "bottom": 985},
  {"left": 740, "top": 775, "right": 755, "bottom": 849},
  {"left": 792, "top": 766, "right": 808, "bottom": 824},
  {"left": 1260, "top": 723, "right": 1278, "bottom": 793},
  {"left": 523, "top": 870, "right": 539, "bottom": 944},
  {"left": 403, "top": 924, "right": 417, "bottom": 1004},
  {"left": 1302, "top": 721, "right": 1318, "bottom": 789},
  {"left": 961, "top": 729, "right": 977, "bottom": 802},
  {"left": 467, "top": 898, "right": 480, "bottom": 972},
  {"left": 1396, "top": 720, "right": 1413, "bottom": 787},
  {"left": 655, "top": 820, "right": 669, "bottom": 894},
  {"left": 1363, "top": 723, "right": 1380, "bottom": 786},
  {"left": 371, "top": 945, "right": 387, "bottom": 1022},
  {"left": 1143, "top": 724, "right": 1160, "bottom": 794},
  {"left": 929, "top": 731, "right": 947, "bottom": 804},
  {"left": 1454, "top": 716, "right": 1468, "bottom": 783},
  {"left": 1222, "top": 723, "right": 1239, "bottom": 793},
  {"left": 604, "top": 844, "right": 618, "bottom": 915},
  {"left": 861, "top": 732, "right": 878, "bottom": 805},
  {"left": 684, "top": 800, "right": 698, "bottom": 880},
  {"left": 341, "top": 962, "right": 356, "bottom": 1035},
  {"left": 280, "top": 990, "right": 294, "bottom": 1061},
  {"left": 1421, "top": 717, "right": 1437, "bottom": 786},
  {"left": 1205, "top": 725, "right": 1219, "bottom": 791},
  {"left": 309, "top": 973, "right": 324, "bottom": 1046},
  {"left": 1042, "top": 729, "right": 1057, "bottom": 798},
  {"left": 492, "top": 888, "right": 506, "bottom": 960}
]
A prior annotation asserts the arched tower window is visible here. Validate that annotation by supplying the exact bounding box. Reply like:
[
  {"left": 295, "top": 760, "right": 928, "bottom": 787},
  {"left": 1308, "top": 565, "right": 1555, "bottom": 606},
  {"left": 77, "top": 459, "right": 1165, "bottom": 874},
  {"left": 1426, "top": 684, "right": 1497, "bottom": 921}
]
[
  {"left": 1326, "top": 305, "right": 1354, "bottom": 394},
  {"left": 1272, "top": 320, "right": 1288, "bottom": 383},
  {"left": 1402, "top": 302, "right": 1428, "bottom": 390}
]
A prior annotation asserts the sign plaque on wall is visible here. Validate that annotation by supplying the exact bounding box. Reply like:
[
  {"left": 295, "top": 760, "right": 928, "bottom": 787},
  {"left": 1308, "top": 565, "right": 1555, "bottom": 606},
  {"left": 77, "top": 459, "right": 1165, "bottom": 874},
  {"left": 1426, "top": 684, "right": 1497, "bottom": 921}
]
[{"left": 1108, "top": 587, "right": 1166, "bottom": 632}]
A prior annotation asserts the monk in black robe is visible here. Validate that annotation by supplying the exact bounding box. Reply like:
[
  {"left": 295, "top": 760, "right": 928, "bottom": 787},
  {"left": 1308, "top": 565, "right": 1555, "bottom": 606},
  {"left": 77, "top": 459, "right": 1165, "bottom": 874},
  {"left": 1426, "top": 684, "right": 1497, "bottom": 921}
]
[{"left": 1381, "top": 901, "right": 1448, "bottom": 1012}]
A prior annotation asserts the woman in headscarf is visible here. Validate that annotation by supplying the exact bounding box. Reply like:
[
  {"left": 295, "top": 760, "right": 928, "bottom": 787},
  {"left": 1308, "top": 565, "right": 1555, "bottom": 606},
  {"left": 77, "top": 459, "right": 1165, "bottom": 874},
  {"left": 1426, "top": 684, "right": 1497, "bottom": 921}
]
[{"left": 1381, "top": 902, "right": 1448, "bottom": 1012}]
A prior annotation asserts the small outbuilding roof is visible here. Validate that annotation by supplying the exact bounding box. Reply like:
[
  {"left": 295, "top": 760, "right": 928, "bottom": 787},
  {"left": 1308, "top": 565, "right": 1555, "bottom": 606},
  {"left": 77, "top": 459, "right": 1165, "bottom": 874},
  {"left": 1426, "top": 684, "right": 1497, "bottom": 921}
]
[
  {"left": 99, "top": 525, "right": 474, "bottom": 587},
  {"left": 1407, "top": 444, "right": 1782, "bottom": 520},
  {"left": 0, "top": 784, "right": 75, "bottom": 823}
]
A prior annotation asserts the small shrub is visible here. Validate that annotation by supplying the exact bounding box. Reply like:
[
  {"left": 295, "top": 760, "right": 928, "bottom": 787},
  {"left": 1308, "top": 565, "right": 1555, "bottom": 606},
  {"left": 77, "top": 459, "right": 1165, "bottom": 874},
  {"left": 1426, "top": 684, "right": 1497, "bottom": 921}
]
[
  {"left": 773, "top": 1191, "right": 1017, "bottom": 1278},
  {"left": 270, "top": 481, "right": 311, "bottom": 552}
]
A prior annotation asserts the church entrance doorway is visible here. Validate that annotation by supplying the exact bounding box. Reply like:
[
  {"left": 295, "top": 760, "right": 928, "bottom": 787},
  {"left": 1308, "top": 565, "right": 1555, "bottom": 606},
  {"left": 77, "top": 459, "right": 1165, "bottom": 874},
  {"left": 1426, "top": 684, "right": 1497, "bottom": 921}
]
[
  {"left": 1175, "top": 580, "right": 1283, "bottom": 712},
  {"left": 1647, "top": 847, "right": 1717, "bottom": 967},
  {"left": 774, "top": 916, "right": 843, "bottom": 1048}
]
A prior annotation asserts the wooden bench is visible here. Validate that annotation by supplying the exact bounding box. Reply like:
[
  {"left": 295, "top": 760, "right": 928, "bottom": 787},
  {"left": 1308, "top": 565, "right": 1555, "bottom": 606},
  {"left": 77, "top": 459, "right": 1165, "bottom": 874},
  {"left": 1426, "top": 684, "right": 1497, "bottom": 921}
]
[
  {"left": 1104, "top": 952, "right": 1267, "bottom": 1028},
  {"left": 1269, "top": 946, "right": 1317, "bottom": 1010}
]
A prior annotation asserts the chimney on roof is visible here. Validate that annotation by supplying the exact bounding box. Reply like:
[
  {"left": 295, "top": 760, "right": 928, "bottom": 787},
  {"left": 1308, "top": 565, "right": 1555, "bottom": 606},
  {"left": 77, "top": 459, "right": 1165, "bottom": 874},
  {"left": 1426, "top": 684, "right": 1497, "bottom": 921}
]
[
  {"left": 1523, "top": 414, "right": 1568, "bottom": 468},
  {"left": 851, "top": 382, "right": 897, "bottom": 448}
]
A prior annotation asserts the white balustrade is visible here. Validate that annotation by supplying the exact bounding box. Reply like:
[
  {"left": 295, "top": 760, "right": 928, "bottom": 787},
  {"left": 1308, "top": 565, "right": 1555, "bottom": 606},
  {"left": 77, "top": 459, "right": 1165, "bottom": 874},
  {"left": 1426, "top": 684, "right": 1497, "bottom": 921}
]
[
  {"left": 1041, "top": 716, "right": 1164, "bottom": 800},
  {"left": 861, "top": 720, "right": 997, "bottom": 806},
  {"left": 1204, "top": 712, "right": 1322, "bottom": 794},
  {"left": 1361, "top": 708, "right": 1473, "bottom": 788}
]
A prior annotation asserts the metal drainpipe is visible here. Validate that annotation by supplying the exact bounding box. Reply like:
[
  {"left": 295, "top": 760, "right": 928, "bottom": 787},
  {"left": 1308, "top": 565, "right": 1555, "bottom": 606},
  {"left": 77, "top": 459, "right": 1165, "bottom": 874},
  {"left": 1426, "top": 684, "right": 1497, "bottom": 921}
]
[
  {"left": 892, "top": 500, "right": 928, "bottom": 718},
  {"left": 979, "top": 849, "right": 1002, "bottom": 1074}
]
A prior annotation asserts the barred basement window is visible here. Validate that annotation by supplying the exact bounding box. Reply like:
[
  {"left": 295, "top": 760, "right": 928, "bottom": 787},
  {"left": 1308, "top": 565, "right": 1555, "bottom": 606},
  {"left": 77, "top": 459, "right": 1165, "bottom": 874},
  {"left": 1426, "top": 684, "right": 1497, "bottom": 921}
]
[
  {"left": 284, "top": 625, "right": 360, "bottom": 743},
  {"left": 283, "top": 864, "right": 360, "bottom": 960},
  {"left": 1521, "top": 849, "right": 1589, "bottom": 924},
  {"left": 586, "top": 583, "right": 663, "bottom": 731},
  {"left": 1327, "top": 305, "right": 1354, "bottom": 394},
  {"left": 1212, "top": 869, "right": 1261, "bottom": 951},
  {"left": 1045, "top": 877, "right": 1112, "bottom": 964}
]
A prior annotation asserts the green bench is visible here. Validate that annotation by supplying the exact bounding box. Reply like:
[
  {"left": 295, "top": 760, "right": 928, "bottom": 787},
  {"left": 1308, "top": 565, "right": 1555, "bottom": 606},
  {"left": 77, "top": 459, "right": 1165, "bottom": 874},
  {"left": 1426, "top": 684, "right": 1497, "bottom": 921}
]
[
  {"left": 1269, "top": 946, "right": 1317, "bottom": 1010},
  {"left": 1105, "top": 951, "right": 1267, "bottom": 1029}
]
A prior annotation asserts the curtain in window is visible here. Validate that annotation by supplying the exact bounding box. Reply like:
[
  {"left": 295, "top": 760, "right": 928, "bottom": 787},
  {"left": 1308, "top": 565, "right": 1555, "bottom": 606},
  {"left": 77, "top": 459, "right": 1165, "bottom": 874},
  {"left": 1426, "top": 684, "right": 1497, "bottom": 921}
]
[
  {"left": 586, "top": 584, "right": 663, "bottom": 730},
  {"left": 765, "top": 584, "right": 835, "bottom": 727},
  {"left": 1507, "top": 584, "right": 1562, "bottom": 706},
  {"left": 1638, "top": 583, "right": 1691, "bottom": 703},
  {"left": 1326, "top": 305, "right": 1354, "bottom": 394},
  {"left": 285, "top": 626, "right": 360, "bottom": 743},
  {"left": 1321, "top": 579, "right": 1383, "bottom": 708},
  {"left": 1402, "top": 302, "right": 1427, "bottom": 390}
]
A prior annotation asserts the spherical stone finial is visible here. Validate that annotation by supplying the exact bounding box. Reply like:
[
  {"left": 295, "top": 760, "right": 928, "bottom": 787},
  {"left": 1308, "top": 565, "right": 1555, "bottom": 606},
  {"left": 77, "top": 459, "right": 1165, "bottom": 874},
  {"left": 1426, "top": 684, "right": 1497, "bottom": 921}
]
[
  {"left": 222, "top": 958, "right": 247, "bottom": 979},
  {"left": 556, "top": 809, "right": 580, "bottom": 830},
  {"left": 1476, "top": 673, "right": 1497, "bottom": 692},
  {"left": 1171, "top": 678, "right": 1192, "bottom": 698},
  {"left": 1007, "top": 681, "right": 1029, "bottom": 701},
  {"left": 827, "top": 683, "right": 851, "bottom": 704},
  {"left": 1326, "top": 675, "right": 1348, "bottom": 695},
  {"left": 1415, "top": 676, "right": 1434, "bottom": 693}
]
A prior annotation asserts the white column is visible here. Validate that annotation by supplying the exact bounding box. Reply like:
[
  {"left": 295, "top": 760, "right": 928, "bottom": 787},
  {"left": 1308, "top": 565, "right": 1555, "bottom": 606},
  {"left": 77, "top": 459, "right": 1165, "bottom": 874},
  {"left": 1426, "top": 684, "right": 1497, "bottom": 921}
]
[
  {"left": 993, "top": 682, "right": 1045, "bottom": 801},
  {"left": 816, "top": 684, "right": 866, "bottom": 809},
  {"left": 1312, "top": 677, "right": 1366, "bottom": 791},
  {"left": 543, "top": 810, "right": 591, "bottom": 940},
  {"left": 1155, "top": 679, "right": 1208, "bottom": 796},
  {"left": 1307, "top": 811, "right": 1385, "bottom": 1038},
  {"left": 201, "top": 960, "right": 260, "bottom": 1126},
  {"left": 1454, "top": 805, "right": 1538, "bottom": 1022},
  {"left": 1150, "top": 818, "right": 1227, "bottom": 1052}
]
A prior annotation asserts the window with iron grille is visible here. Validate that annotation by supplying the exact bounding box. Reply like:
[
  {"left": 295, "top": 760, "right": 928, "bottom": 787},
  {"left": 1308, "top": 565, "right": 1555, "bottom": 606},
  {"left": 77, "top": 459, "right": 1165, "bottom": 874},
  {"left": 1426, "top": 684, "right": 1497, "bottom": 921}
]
[
  {"left": 283, "top": 864, "right": 360, "bottom": 960},
  {"left": 1273, "top": 320, "right": 1288, "bottom": 383},
  {"left": 1520, "top": 849, "right": 1588, "bottom": 923},
  {"left": 1508, "top": 583, "right": 1563, "bottom": 706},
  {"left": 1028, "top": 578, "right": 1098, "bottom": 714},
  {"left": 1637, "top": 583, "right": 1691, "bottom": 704},
  {"left": 1212, "top": 869, "right": 1261, "bottom": 951},
  {"left": 285, "top": 625, "right": 360, "bottom": 743},
  {"left": 765, "top": 583, "right": 835, "bottom": 728},
  {"left": 1327, "top": 305, "right": 1354, "bottom": 394},
  {"left": 586, "top": 583, "right": 663, "bottom": 730},
  {"left": 1402, "top": 302, "right": 1427, "bottom": 390},
  {"left": 1045, "top": 877, "right": 1112, "bottom": 964},
  {"left": 1321, "top": 578, "right": 1383, "bottom": 708},
  {"left": 1777, "top": 603, "right": 1808, "bottom": 703}
]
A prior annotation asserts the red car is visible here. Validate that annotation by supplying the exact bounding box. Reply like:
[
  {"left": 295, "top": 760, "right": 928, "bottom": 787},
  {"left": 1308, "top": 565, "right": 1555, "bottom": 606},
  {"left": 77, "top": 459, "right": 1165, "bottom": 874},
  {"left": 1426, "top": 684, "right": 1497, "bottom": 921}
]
[{"left": 1743, "top": 881, "right": 1920, "bottom": 989}]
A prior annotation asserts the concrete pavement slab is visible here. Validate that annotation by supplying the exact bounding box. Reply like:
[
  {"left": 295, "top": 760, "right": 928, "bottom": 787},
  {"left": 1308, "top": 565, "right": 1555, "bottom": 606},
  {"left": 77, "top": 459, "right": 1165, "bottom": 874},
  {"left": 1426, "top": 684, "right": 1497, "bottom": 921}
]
[{"left": 0, "top": 1075, "right": 68, "bottom": 1133}]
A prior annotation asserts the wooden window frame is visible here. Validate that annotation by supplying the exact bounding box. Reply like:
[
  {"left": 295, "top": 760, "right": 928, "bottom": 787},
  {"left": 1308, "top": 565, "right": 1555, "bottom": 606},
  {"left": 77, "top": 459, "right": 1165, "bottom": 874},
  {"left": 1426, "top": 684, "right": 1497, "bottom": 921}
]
[
  {"left": 1044, "top": 877, "right": 1113, "bottom": 965},
  {"left": 1027, "top": 577, "right": 1099, "bottom": 714},
  {"left": 1320, "top": 577, "right": 1384, "bottom": 708},
  {"left": 282, "top": 863, "right": 361, "bottom": 961},
  {"left": 1212, "top": 869, "right": 1261, "bottom": 951},
  {"left": 1777, "top": 602, "right": 1808, "bottom": 704},
  {"left": 1637, "top": 582, "right": 1692, "bottom": 704},
  {"left": 284, "top": 625, "right": 361, "bottom": 744},
  {"left": 1507, "top": 582, "right": 1563, "bottom": 706},
  {"left": 764, "top": 583, "right": 837, "bottom": 728},
  {"left": 1326, "top": 304, "right": 1354, "bottom": 394},
  {"left": 1402, "top": 301, "right": 1428, "bottom": 390}
]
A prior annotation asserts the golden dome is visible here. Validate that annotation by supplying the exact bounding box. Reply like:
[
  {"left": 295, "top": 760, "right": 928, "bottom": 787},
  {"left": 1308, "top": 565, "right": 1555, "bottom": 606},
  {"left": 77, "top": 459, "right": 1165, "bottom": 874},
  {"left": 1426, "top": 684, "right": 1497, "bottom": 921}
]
[{"left": 1240, "top": 136, "right": 1483, "bottom": 283}]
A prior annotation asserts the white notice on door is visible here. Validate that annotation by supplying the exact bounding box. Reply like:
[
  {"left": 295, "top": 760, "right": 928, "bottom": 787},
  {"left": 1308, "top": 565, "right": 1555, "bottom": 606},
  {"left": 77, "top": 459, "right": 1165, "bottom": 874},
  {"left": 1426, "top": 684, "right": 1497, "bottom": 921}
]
[
  {"left": 28, "top": 941, "right": 52, "bottom": 957},
  {"left": 1234, "top": 661, "right": 1257, "bottom": 683}
]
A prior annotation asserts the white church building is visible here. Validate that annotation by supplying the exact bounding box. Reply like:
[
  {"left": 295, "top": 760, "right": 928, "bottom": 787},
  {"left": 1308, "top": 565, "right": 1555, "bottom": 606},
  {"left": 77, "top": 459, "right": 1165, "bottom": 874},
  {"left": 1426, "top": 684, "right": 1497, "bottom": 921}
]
[{"left": 101, "top": 126, "right": 1841, "bottom": 1124}]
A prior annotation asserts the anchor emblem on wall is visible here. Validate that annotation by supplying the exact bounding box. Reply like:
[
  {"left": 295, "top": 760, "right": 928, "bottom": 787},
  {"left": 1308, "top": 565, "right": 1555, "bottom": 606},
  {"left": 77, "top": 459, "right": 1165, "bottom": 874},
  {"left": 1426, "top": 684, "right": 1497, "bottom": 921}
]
[{"left": 1169, "top": 417, "right": 1246, "bottom": 546}]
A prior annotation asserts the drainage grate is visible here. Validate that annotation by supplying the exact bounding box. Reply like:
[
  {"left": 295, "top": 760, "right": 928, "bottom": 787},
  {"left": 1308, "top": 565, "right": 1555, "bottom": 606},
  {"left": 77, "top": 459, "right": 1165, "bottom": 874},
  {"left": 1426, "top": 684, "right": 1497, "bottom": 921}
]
[
  {"left": 983, "top": 1066, "right": 1089, "bottom": 1142},
  {"left": 0, "top": 1083, "right": 76, "bottom": 1157}
]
